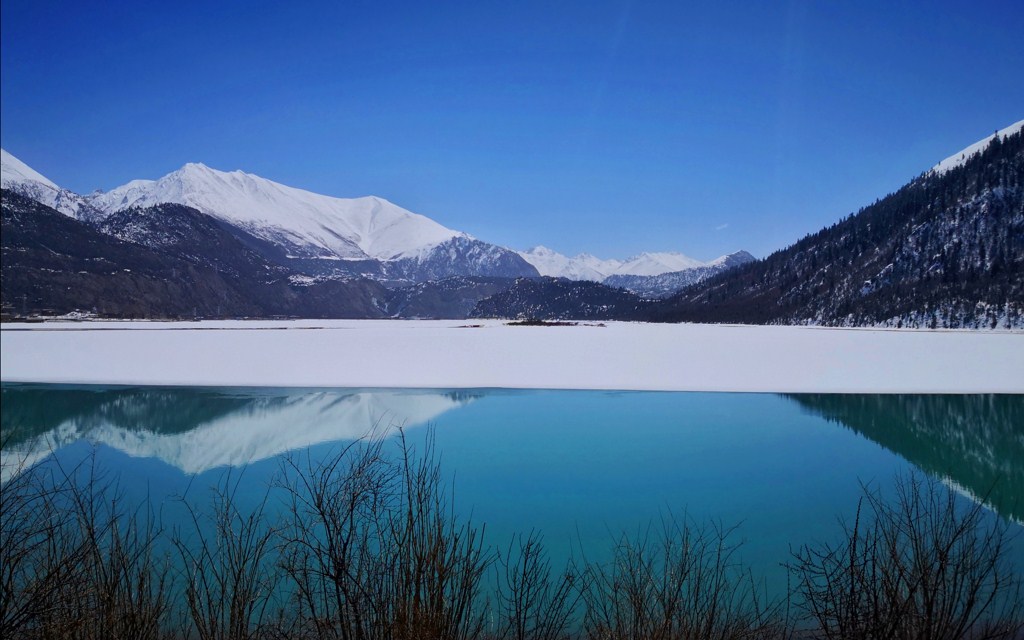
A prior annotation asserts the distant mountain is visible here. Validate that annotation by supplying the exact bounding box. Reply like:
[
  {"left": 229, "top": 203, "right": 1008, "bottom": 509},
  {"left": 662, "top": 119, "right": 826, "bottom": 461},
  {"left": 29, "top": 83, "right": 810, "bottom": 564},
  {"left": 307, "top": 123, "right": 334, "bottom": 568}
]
[
  {"left": 648, "top": 120, "right": 1024, "bottom": 328},
  {"left": 86, "top": 162, "right": 538, "bottom": 283},
  {"left": 1, "top": 149, "right": 104, "bottom": 223},
  {"left": 88, "top": 163, "right": 457, "bottom": 261},
  {"left": 385, "top": 236, "right": 538, "bottom": 283},
  {"left": 515, "top": 246, "right": 755, "bottom": 299},
  {"left": 604, "top": 251, "right": 756, "bottom": 298},
  {"left": 517, "top": 246, "right": 707, "bottom": 280}
]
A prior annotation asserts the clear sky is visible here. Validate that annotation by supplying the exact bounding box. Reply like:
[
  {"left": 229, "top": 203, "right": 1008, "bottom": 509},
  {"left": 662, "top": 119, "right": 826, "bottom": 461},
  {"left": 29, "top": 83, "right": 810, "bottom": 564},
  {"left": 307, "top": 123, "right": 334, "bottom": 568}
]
[{"left": 2, "top": 1, "right": 1022, "bottom": 261}]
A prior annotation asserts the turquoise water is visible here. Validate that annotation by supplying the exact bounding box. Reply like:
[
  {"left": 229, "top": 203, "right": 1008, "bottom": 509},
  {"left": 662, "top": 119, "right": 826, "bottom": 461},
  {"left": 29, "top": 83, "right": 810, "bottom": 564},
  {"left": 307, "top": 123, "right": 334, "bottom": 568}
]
[{"left": 2, "top": 384, "right": 1022, "bottom": 597}]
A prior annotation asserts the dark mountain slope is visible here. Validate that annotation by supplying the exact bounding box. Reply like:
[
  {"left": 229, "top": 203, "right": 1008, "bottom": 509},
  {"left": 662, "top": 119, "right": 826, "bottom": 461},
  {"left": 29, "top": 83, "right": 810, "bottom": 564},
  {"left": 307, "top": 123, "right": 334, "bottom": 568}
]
[
  {"left": 387, "top": 236, "right": 540, "bottom": 283},
  {"left": 386, "top": 276, "right": 518, "bottom": 319},
  {"left": 471, "top": 277, "right": 650, "bottom": 320},
  {"left": 648, "top": 128, "right": 1024, "bottom": 328},
  {"left": 1, "top": 190, "right": 262, "bottom": 317},
  {"left": 99, "top": 203, "right": 286, "bottom": 281},
  {"left": 1, "top": 192, "right": 389, "bottom": 319}
]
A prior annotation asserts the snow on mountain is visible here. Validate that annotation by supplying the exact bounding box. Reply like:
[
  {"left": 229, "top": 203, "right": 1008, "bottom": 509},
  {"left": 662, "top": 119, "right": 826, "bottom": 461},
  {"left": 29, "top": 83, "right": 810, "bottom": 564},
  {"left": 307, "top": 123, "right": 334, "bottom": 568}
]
[
  {"left": 2, "top": 389, "right": 470, "bottom": 479},
  {"left": 1, "top": 148, "right": 59, "bottom": 188},
  {"left": 1, "top": 148, "right": 102, "bottom": 222},
  {"left": 604, "top": 250, "right": 757, "bottom": 298},
  {"left": 516, "top": 246, "right": 611, "bottom": 281},
  {"left": 705, "top": 250, "right": 756, "bottom": 268},
  {"left": 614, "top": 252, "right": 704, "bottom": 276},
  {"left": 87, "top": 162, "right": 464, "bottom": 261},
  {"left": 930, "top": 119, "right": 1024, "bottom": 175},
  {"left": 518, "top": 246, "right": 708, "bottom": 280}
]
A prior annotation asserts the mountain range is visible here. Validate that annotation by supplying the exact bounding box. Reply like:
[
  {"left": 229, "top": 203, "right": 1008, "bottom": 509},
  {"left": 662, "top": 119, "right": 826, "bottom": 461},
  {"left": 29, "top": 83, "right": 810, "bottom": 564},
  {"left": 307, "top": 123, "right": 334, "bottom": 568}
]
[
  {"left": 3, "top": 118, "right": 1022, "bottom": 326},
  {"left": 1, "top": 150, "right": 754, "bottom": 317}
]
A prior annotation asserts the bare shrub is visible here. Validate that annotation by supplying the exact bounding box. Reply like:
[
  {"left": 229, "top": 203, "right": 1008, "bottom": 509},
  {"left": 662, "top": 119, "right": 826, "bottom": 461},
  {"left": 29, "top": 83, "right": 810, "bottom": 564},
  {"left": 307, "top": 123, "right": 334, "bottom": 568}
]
[
  {"left": 1, "top": 448, "right": 173, "bottom": 639},
  {"left": 790, "top": 473, "right": 1024, "bottom": 639},
  {"left": 276, "top": 429, "right": 491, "bottom": 640},
  {"left": 578, "top": 516, "right": 786, "bottom": 640},
  {"left": 173, "top": 470, "right": 278, "bottom": 640},
  {"left": 276, "top": 437, "right": 397, "bottom": 639},
  {"left": 384, "top": 430, "right": 491, "bottom": 640},
  {"left": 1, "top": 447, "right": 87, "bottom": 637},
  {"left": 493, "top": 531, "right": 580, "bottom": 640}
]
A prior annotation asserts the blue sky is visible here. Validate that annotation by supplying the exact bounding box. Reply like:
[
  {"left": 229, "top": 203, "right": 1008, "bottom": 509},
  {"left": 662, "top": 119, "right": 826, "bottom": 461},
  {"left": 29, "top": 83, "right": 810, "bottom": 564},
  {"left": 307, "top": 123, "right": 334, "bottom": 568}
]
[{"left": 2, "top": 1, "right": 1022, "bottom": 260}]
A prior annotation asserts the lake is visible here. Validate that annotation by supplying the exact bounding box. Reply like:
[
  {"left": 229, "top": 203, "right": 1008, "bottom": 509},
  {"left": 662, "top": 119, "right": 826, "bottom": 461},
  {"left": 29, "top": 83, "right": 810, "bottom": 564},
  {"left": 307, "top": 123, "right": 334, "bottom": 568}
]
[{"left": 2, "top": 383, "right": 1022, "bottom": 599}]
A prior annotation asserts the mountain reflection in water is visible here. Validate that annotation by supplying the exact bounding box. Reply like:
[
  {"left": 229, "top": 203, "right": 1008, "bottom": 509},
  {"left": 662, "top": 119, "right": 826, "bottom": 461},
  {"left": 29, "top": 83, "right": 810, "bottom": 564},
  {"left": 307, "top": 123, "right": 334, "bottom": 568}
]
[
  {"left": 786, "top": 394, "right": 1023, "bottom": 523},
  {"left": 2, "top": 384, "right": 1021, "bottom": 524},
  {"left": 1, "top": 385, "right": 476, "bottom": 478}
]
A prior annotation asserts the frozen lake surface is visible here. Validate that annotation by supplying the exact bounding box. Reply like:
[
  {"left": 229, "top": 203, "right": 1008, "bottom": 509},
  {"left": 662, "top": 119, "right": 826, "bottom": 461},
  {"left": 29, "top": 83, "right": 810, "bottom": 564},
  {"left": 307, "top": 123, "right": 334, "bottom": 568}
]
[{"left": 2, "top": 319, "right": 1022, "bottom": 392}]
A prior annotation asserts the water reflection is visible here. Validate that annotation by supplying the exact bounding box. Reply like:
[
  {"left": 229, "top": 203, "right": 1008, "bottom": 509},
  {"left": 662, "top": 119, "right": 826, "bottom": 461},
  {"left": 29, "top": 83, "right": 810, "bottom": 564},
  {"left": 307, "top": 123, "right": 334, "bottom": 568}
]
[
  {"left": 786, "top": 394, "right": 1024, "bottom": 523},
  {"left": 2, "top": 384, "right": 1022, "bottom": 525},
  {"left": 1, "top": 384, "right": 475, "bottom": 478}
]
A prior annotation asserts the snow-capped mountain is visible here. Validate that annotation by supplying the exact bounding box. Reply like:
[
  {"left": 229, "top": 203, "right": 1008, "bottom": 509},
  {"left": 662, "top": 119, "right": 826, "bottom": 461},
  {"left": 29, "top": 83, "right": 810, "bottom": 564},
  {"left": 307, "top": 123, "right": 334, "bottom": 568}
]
[
  {"left": 1, "top": 148, "right": 103, "bottom": 222},
  {"left": 615, "top": 252, "right": 705, "bottom": 276},
  {"left": 604, "top": 250, "right": 756, "bottom": 298},
  {"left": 87, "top": 162, "right": 462, "bottom": 261},
  {"left": 85, "top": 161, "right": 538, "bottom": 282},
  {"left": 515, "top": 246, "right": 613, "bottom": 281},
  {"left": 518, "top": 246, "right": 713, "bottom": 280},
  {"left": 930, "top": 119, "right": 1024, "bottom": 175}
]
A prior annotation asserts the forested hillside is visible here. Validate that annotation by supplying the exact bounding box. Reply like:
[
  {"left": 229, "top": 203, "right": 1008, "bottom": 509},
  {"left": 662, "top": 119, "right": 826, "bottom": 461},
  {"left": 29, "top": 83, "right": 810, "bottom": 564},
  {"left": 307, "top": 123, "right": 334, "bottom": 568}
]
[{"left": 648, "top": 127, "right": 1023, "bottom": 328}]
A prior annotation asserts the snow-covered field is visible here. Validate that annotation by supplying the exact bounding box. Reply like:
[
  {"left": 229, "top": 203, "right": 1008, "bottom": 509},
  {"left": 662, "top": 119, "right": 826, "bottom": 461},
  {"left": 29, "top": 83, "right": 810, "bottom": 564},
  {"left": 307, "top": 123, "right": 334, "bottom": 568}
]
[{"left": 1, "top": 320, "right": 1021, "bottom": 393}]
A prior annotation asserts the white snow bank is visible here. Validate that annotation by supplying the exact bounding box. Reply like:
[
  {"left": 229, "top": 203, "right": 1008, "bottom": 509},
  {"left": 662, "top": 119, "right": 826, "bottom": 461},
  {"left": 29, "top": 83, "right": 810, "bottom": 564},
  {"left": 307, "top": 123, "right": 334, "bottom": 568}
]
[{"left": 1, "top": 320, "right": 1021, "bottom": 393}]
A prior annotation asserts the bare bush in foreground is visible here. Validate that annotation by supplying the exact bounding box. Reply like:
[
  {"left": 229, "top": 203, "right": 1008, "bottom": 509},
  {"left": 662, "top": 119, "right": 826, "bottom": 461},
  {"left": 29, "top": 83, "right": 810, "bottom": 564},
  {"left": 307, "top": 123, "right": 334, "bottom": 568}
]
[
  {"left": 276, "top": 437, "right": 397, "bottom": 639},
  {"left": 790, "top": 473, "right": 1024, "bottom": 639},
  {"left": 1, "top": 449, "right": 173, "bottom": 639},
  {"left": 276, "top": 430, "right": 491, "bottom": 640},
  {"left": 494, "top": 531, "right": 580, "bottom": 640},
  {"left": 174, "top": 471, "right": 277, "bottom": 640},
  {"left": 579, "top": 516, "right": 786, "bottom": 640},
  {"left": 6, "top": 434, "right": 1024, "bottom": 640}
]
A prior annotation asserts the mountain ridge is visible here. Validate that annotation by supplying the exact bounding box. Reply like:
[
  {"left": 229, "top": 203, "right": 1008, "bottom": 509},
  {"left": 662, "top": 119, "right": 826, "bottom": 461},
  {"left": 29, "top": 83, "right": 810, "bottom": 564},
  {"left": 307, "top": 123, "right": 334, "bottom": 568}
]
[
  {"left": 86, "top": 162, "right": 464, "bottom": 262},
  {"left": 4, "top": 118, "right": 1020, "bottom": 326},
  {"left": 2, "top": 150, "right": 738, "bottom": 284},
  {"left": 517, "top": 245, "right": 709, "bottom": 280}
]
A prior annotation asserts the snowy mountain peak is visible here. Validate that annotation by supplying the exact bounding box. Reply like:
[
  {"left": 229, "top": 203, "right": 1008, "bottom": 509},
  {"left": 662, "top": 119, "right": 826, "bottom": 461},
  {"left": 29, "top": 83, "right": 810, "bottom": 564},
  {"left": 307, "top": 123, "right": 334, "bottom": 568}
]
[
  {"left": 931, "top": 119, "right": 1024, "bottom": 175},
  {"left": 525, "top": 245, "right": 556, "bottom": 256},
  {"left": 617, "top": 252, "right": 703, "bottom": 276},
  {"left": 706, "top": 250, "right": 756, "bottom": 268},
  {"left": 1, "top": 148, "right": 102, "bottom": 222},
  {"left": 88, "top": 161, "right": 463, "bottom": 261},
  {"left": 1, "top": 148, "right": 60, "bottom": 189},
  {"left": 518, "top": 246, "right": 713, "bottom": 281}
]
